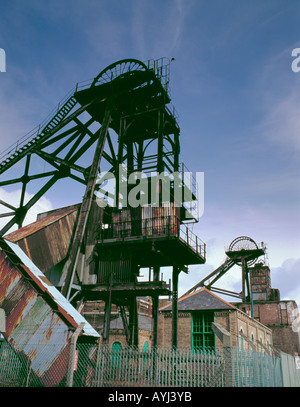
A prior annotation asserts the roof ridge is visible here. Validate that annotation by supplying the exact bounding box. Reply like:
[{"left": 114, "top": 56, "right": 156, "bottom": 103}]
[
  {"left": 159, "top": 286, "right": 235, "bottom": 311},
  {"left": 4, "top": 207, "right": 78, "bottom": 242}
]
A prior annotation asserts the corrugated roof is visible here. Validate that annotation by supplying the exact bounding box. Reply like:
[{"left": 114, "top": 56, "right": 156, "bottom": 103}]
[
  {"left": 159, "top": 287, "right": 236, "bottom": 312},
  {"left": 4, "top": 205, "right": 80, "bottom": 273},
  {"left": 5, "top": 206, "right": 78, "bottom": 242},
  {"left": 3, "top": 238, "right": 99, "bottom": 338}
]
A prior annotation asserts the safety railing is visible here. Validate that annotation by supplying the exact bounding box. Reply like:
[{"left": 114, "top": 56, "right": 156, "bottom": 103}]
[
  {"left": 179, "top": 223, "right": 206, "bottom": 259},
  {"left": 99, "top": 213, "right": 205, "bottom": 259}
]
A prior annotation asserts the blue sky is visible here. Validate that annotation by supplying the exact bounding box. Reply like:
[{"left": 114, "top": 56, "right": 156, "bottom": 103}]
[{"left": 0, "top": 0, "right": 300, "bottom": 305}]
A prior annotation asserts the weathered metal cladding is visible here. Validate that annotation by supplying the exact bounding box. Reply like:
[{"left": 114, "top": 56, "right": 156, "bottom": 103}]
[
  {"left": 0, "top": 239, "right": 99, "bottom": 386},
  {"left": 0, "top": 276, "right": 35, "bottom": 336},
  {"left": 97, "top": 258, "right": 132, "bottom": 284},
  {"left": 142, "top": 204, "right": 180, "bottom": 236},
  {"left": 5, "top": 208, "right": 78, "bottom": 273},
  {"left": 0, "top": 259, "right": 22, "bottom": 306},
  {"left": 3, "top": 239, "right": 99, "bottom": 337},
  {"left": 85, "top": 200, "right": 104, "bottom": 245},
  {"left": 110, "top": 203, "right": 180, "bottom": 239},
  {"left": 111, "top": 209, "right": 132, "bottom": 238},
  {"left": 0, "top": 257, "right": 70, "bottom": 385}
]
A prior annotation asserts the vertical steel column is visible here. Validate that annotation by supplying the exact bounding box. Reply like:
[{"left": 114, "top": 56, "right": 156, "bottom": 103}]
[
  {"left": 157, "top": 109, "right": 164, "bottom": 174},
  {"left": 152, "top": 266, "right": 160, "bottom": 348},
  {"left": 116, "top": 117, "right": 126, "bottom": 209},
  {"left": 157, "top": 109, "right": 164, "bottom": 207},
  {"left": 129, "top": 297, "right": 139, "bottom": 346},
  {"left": 173, "top": 129, "right": 180, "bottom": 173},
  {"left": 172, "top": 266, "right": 179, "bottom": 348},
  {"left": 137, "top": 140, "right": 144, "bottom": 171},
  {"left": 102, "top": 273, "right": 113, "bottom": 344},
  {"left": 241, "top": 258, "right": 246, "bottom": 302}
]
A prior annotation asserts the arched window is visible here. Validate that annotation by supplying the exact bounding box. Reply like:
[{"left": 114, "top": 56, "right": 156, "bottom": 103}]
[
  {"left": 112, "top": 341, "right": 122, "bottom": 351},
  {"left": 143, "top": 341, "right": 149, "bottom": 353},
  {"left": 112, "top": 342, "right": 122, "bottom": 368},
  {"left": 143, "top": 341, "right": 149, "bottom": 363},
  {"left": 240, "top": 329, "right": 244, "bottom": 350},
  {"left": 259, "top": 337, "right": 263, "bottom": 353}
]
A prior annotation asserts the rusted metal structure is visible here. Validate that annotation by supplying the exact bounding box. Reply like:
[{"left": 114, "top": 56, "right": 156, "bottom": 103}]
[
  {"left": 5, "top": 205, "right": 79, "bottom": 274},
  {"left": 0, "top": 58, "right": 206, "bottom": 348},
  {"left": 0, "top": 237, "right": 99, "bottom": 386},
  {"left": 183, "top": 236, "right": 266, "bottom": 316}
]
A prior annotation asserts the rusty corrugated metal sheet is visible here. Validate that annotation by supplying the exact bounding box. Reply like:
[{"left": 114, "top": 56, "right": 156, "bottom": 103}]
[
  {"left": 98, "top": 258, "right": 132, "bottom": 284},
  {"left": 5, "top": 206, "right": 79, "bottom": 273},
  {"left": 0, "top": 238, "right": 99, "bottom": 386},
  {"left": 110, "top": 203, "right": 180, "bottom": 238}
]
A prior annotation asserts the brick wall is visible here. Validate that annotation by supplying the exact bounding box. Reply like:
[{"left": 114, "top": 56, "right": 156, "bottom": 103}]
[
  {"left": 236, "top": 309, "right": 273, "bottom": 352},
  {"left": 158, "top": 308, "right": 273, "bottom": 352},
  {"left": 99, "top": 328, "right": 152, "bottom": 351},
  {"left": 234, "top": 300, "right": 300, "bottom": 355},
  {"left": 158, "top": 311, "right": 191, "bottom": 348},
  {"left": 272, "top": 325, "right": 300, "bottom": 355}
]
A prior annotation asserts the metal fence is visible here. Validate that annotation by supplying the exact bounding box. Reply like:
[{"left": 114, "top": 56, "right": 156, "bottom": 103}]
[
  {"left": 0, "top": 340, "right": 284, "bottom": 387},
  {"left": 280, "top": 351, "right": 300, "bottom": 387}
]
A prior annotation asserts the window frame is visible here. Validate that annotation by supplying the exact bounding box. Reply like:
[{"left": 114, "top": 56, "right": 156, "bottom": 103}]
[{"left": 191, "top": 311, "right": 215, "bottom": 350}]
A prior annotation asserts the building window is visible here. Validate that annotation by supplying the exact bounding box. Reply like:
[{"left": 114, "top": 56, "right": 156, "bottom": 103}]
[
  {"left": 112, "top": 341, "right": 122, "bottom": 368},
  {"left": 142, "top": 341, "right": 149, "bottom": 363},
  {"left": 191, "top": 312, "right": 215, "bottom": 350},
  {"left": 143, "top": 341, "right": 149, "bottom": 353},
  {"left": 240, "top": 329, "right": 244, "bottom": 350},
  {"left": 259, "top": 337, "right": 263, "bottom": 353}
]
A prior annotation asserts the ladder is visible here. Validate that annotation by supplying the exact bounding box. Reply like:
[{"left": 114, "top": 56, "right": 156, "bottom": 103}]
[
  {"left": 0, "top": 96, "right": 77, "bottom": 174},
  {"left": 61, "top": 104, "right": 112, "bottom": 300}
]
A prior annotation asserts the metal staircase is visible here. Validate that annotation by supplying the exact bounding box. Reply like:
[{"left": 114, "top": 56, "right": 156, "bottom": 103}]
[{"left": 0, "top": 95, "right": 77, "bottom": 174}]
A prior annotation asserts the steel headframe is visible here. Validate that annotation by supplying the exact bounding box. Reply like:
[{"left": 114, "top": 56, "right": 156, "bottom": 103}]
[{"left": 0, "top": 58, "right": 178, "bottom": 237}]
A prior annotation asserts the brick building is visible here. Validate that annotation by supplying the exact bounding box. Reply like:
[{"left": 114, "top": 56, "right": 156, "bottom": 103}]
[
  {"left": 233, "top": 263, "right": 300, "bottom": 355},
  {"left": 80, "top": 264, "right": 300, "bottom": 357},
  {"left": 158, "top": 287, "right": 273, "bottom": 353},
  {"left": 97, "top": 313, "right": 152, "bottom": 351},
  {"left": 81, "top": 298, "right": 152, "bottom": 351}
]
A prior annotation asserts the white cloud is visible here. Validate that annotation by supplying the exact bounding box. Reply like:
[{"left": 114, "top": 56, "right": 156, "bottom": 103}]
[
  {"left": 131, "top": 0, "right": 187, "bottom": 60},
  {"left": 272, "top": 258, "right": 300, "bottom": 306},
  {"left": 0, "top": 187, "right": 53, "bottom": 235},
  {"left": 261, "top": 89, "right": 300, "bottom": 154},
  {"left": 252, "top": 43, "right": 300, "bottom": 156}
]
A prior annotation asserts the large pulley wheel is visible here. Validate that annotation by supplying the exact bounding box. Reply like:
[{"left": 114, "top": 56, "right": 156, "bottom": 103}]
[
  {"left": 91, "top": 59, "right": 149, "bottom": 87},
  {"left": 228, "top": 236, "right": 259, "bottom": 266}
]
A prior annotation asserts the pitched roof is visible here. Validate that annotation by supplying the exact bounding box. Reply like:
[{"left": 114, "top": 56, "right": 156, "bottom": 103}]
[
  {"left": 159, "top": 287, "right": 235, "bottom": 312},
  {"left": 98, "top": 314, "right": 152, "bottom": 331},
  {"left": 4, "top": 205, "right": 78, "bottom": 242}
]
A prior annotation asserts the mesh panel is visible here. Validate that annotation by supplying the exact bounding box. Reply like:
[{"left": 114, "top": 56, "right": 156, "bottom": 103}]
[{"left": 0, "top": 340, "right": 283, "bottom": 387}]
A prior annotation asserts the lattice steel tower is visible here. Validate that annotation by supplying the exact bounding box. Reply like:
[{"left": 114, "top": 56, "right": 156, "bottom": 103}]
[{"left": 0, "top": 58, "right": 206, "bottom": 347}]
